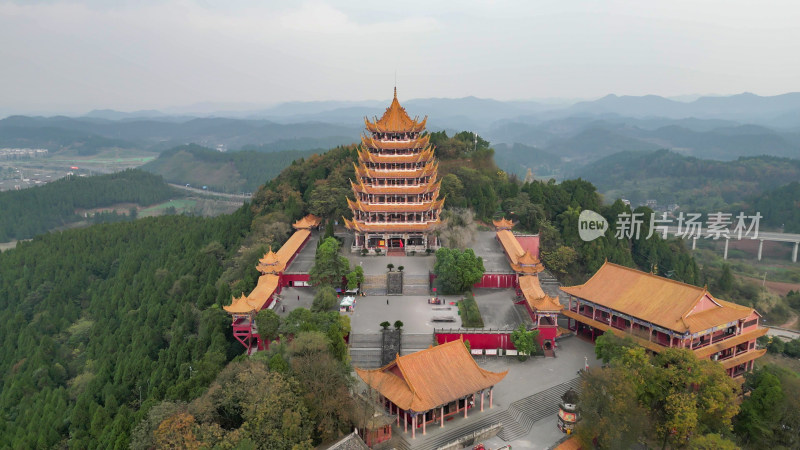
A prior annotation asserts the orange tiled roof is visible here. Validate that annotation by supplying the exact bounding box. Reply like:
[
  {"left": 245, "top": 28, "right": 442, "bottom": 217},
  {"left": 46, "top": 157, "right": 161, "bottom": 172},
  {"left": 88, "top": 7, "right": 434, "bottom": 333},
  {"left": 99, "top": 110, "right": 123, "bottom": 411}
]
[
  {"left": 693, "top": 328, "right": 768, "bottom": 359},
  {"left": 361, "top": 134, "right": 430, "bottom": 150},
  {"left": 492, "top": 218, "right": 515, "bottom": 230},
  {"left": 358, "top": 146, "right": 434, "bottom": 165},
  {"left": 351, "top": 179, "right": 441, "bottom": 196},
  {"left": 256, "top": 247, "right": 284, "bottom": 274},
  {"left": 226, "top": 228, "right": 311, "bottom": 315},
  {"left": 223, "top": 275, "right": 279, "bottom": 314},
  {"left": 554, "top": 437, "right": 582, "bottom": 450},
  {"left": 496, "top": 229, "right": 543, "bottom": 274},
  {"left": 364, "top": 89, "right": 427, "bottom": 133},
  {"left": 354, "top": 160, "right": 437, "bottom": 180},
  {"left": 355, "top": 339, "right": 507, "bottom": 412},
  {"left": 347, "top": 198, "right": 444, "bottom": 213},
  {"left": 519, "top": 275, "right": 563, "bottom": 312},
  {"left": 344, "top": 217, "right": 441, "bottom": 233},
  {"left": 721, "top": 348, "right": 766, "bottom": 370},
  {"left": 561, "top": 262, "right": 756, "bottom": 334},
  {"left": 293, "top": 214, "right": 322, "bottom": 230}
]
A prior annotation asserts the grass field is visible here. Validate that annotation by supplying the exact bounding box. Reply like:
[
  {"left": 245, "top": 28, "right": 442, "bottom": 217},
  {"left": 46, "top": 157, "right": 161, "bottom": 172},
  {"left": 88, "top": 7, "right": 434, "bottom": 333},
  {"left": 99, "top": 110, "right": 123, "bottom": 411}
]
[{"left": 139, "top": 199, "right": 197, "bottom": 216}]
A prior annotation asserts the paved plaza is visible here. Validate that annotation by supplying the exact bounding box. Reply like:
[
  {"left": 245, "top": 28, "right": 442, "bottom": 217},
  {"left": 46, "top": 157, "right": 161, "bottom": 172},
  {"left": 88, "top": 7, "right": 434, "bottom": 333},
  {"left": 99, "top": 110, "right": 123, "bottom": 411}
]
[{"left": 472, "top": 231, "right": 514, "bottom": 273}]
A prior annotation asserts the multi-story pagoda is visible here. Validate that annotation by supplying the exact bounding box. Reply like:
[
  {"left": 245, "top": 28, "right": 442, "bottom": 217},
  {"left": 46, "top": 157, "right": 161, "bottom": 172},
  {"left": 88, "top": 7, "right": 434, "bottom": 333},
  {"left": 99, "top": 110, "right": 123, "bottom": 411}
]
[{"left": 344, "top": 89, "right": 443, "bottom": 254}]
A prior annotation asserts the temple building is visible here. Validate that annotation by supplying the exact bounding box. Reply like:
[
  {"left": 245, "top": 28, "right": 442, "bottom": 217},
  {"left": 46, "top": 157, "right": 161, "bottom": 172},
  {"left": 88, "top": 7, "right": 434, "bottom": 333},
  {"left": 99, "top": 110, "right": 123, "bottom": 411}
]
[
  {"left": 518, "top": 275, "right": 563, "bottom": 352},
  {"left": 561, "top": 262, "right": 767, "bottom": 379},
  {"left": 493, "top": 218, "right": 543, "bottom": 278},
  {"left": 356, "top": 339, "right": 507, "bottom": 439},
  {"left": 224, "top": 214, "right": 321, "bottom": 352},
  {"left": 344, "top": 89, "right": 443, "bottom": 255}
]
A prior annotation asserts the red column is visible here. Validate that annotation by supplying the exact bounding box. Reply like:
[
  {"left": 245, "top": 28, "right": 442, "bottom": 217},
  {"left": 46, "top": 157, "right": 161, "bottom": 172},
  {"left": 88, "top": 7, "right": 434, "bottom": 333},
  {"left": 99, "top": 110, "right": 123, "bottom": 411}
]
[
  {"left": 412, "top": 414, "right": 416, "bottom": 439},
  {"left": 423, "top": 412, "right": 426, "bottom": 435},
  {"left": 440, "top": 406, "right": 444, "bottom": 428},
  {"left": 480, "top": 391, "right": 485, "bottom": 412},
  {"left": 404, "top": 411, "right": 407, "bottom": 433},
  {"left": 464, "top": 398, "right": 468, "bottom": 418},
  {"left": 490, "top": 388, "right": 494, "bottom": 408}
]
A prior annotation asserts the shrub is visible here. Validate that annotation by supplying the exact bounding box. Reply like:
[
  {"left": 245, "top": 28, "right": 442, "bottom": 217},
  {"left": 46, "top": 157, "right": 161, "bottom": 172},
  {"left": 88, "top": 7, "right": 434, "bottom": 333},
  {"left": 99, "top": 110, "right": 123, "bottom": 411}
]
[
  {"left": 387, "top": 263, "right": 394, "bottom": 272},
  {"left": 379, "top": 321, "right": 390, "bottom": 330},
  {"left": 394, "top": 320, "right": 404, "bottom": 330}
]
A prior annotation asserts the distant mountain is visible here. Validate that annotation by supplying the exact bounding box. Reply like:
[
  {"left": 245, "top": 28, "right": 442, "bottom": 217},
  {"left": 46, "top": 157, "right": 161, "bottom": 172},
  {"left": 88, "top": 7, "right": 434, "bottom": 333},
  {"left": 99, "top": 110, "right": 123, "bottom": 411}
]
[
  {"left": 575, "top": 150, "right": 800, "bottom": 212},
  {"left": 562, "top": 92, "right": 800, "bottom": 126},
  {"left": 141, "top": 144, "right": 320, "bottom": 192},
  {"left": 493, "top": 143, "right": 565, "bottom": 179},
  {"left": 546, "top": 127, "right": 661, "bottom": 161},
  {"left": 0, "top": 115, "right": 360, "bottom": 153}
]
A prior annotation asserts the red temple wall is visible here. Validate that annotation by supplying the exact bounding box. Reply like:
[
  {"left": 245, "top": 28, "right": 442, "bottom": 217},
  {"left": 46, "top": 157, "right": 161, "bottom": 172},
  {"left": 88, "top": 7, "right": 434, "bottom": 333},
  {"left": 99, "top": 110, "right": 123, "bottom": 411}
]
[{"left": 435, "top": 332, "right": 516, "bottom": 350}]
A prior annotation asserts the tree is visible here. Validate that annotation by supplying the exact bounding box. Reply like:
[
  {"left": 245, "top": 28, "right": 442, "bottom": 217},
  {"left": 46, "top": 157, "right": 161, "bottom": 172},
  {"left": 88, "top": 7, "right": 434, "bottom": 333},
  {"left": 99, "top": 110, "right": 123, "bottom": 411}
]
[
  {"left": 510, "top": 324, "right": 539, "bottom": 361},
  {"left": 255, "top": 309, "right": 280, "bottom": 343},
  {"left": 541, "top": 245, "right": 578, "bottom": 275},
  {"left": 688, "top": 433, "right": 738, "bottom": 450},
  {"left": 594, "top": 332, "right": 637, "bottom": 364},
  {"left": 433, "top": 247, "right": 485, "bottom": 294},
  {"left": 398, "top": 265, "right": 404, "bottom": 272},
  {"left": 576, "top": 367, "right": 651, "bottom": 449},
  {"left": 394, "top": 320, "right": 404, "bottom": 330},
  {"left": 387, "top": 263, "right": 394, "bottom": 272},
  {"left": 311, "top": 286, "right": 338, "bottom": 312},
  {"left": 308, "top": 237, "right": 349, "bottom": 287},
  {"left": 717, "top": 264, "right": 734, "bottom": 294},
  {"left": 345, "top": 265, "right": 364, "bottom": 290},
  {"left": 379, "top": 321, "right": 390, "bottom": 330}
]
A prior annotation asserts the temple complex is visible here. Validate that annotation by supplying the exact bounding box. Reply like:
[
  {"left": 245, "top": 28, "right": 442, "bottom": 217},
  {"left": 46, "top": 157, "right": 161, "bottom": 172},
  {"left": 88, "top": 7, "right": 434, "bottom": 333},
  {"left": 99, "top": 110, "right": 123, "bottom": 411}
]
[
  {"left": 344, "top": 89, "right": 443, "bottom": 255},
  {"left": 356, "top": 339, "right": 507, "bottom": 440},
  {"left": 493, "top": 218, "right": 543, "bottom": 278},
  {"left": 224, "top": 214, "right": 321, "bottom": 352},
  {"left": 561, "top": 261, "right": 767, "bottom": 379}
]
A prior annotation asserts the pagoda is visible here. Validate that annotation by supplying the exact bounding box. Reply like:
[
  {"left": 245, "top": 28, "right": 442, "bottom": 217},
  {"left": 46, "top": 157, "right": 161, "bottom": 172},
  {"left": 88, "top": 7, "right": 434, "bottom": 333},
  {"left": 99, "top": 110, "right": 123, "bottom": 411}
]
[{"left": 344, "top": 89, "right": 444, "bottom": 254}]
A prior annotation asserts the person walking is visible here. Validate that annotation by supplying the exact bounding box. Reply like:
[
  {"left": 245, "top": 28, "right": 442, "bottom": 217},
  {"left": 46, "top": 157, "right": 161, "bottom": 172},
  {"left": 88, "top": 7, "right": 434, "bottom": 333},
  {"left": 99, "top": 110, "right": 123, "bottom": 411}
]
[
  {"left": 297, "top": 295, "right": 300, "bottom": 301},
  {"left": 386, "top": 298, "right": 389, "bottom": 305}
]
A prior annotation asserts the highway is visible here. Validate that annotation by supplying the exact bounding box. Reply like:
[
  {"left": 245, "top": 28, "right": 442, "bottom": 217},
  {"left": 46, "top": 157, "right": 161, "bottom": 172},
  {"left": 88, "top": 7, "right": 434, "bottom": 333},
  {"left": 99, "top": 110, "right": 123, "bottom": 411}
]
[{"left": 169, "top": 183, "right": 252, "bottom": 200}]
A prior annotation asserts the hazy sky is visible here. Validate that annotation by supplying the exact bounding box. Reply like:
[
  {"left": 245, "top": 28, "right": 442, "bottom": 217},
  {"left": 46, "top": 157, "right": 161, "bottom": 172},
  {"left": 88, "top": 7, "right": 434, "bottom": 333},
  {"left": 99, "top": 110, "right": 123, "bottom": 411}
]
[{"left": 2, "top": 0, "right": 799, "bottom": 114}]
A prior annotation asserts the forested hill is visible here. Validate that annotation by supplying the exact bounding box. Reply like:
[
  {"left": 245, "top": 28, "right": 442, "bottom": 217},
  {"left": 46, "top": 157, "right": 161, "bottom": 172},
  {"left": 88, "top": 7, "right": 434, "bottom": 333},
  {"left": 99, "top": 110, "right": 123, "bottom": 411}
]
[
  {"left": 0, "top": 169, "right": 178, "bottom": 242},
  {"left": 0, "top": 210, "right": 255, "bottom": 448},
  {"left": 576, "top": 150, "right": 800, "bottom": 212},
  {"left": 142, "top": 144, "right": 321, "bottom": 193}
]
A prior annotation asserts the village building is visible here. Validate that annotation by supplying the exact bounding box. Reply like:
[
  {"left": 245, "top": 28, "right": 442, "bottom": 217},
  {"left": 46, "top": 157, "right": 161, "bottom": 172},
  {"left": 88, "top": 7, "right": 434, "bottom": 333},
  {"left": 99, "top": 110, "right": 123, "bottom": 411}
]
[
  {"left": 223, "top": 214, "right": 321, "bottom": 352},
  {"left": 356, "top": 339, "right": 507, "bottom": 439},
  {"left": 561, "top": 261, "right": 767, "bottom": 378},
  {"left": 344, "top": 89, "right": 443, "bottom": 255}
]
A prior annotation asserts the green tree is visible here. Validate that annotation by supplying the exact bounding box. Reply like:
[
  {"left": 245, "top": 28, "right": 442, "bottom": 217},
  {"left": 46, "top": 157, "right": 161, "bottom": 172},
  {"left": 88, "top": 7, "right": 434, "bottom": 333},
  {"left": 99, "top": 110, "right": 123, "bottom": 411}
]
[
  {"left": 688, "top": 433, "right": 738, "bottom": 450},
  {"left": 510, "top": 324, "right": 539, "bottom": 361},
  {"left": 541, "top": 245, "right": 578, "bottom": 275},
  {"left": 433, "top": 247, "right": 485, "bottom": 294},
  {"left": 255, "top": 309, "right": 281, "bottom": 343},
  {"left": 311, "top": 286, "right": 338, "bottom": 312},
  {"left": 308, "top": 237, "right": 349, "bottom": 288}
]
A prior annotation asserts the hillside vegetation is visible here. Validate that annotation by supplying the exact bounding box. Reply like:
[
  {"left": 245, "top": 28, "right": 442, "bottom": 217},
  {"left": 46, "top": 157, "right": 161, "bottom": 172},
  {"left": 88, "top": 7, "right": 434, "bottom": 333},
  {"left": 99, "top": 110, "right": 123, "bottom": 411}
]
[
  {"left": 577, "top": 150, "right": 800, "bottom": 212},
  {"left": 0, "top": 169, "right": 178, "bottom": 242},
  {"left": 142, "top": 144, "right": 320, "bottom": 193},
  {"left": 0, "top": 210, "right": 255, "bottom": 448}
]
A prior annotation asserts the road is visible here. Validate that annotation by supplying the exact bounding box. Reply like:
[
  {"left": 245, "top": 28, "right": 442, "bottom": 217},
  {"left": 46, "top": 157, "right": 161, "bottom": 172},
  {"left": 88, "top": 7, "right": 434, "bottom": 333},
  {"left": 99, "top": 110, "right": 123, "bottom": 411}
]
[
  {"left": 662, "top": 227, "right": 800, "bottom": 244},
  {"left": 169, "top": 183, "right": 252, "bottom": 200},
  {"left": 766, "top": 326, "right": 800, "bottom": 341}
]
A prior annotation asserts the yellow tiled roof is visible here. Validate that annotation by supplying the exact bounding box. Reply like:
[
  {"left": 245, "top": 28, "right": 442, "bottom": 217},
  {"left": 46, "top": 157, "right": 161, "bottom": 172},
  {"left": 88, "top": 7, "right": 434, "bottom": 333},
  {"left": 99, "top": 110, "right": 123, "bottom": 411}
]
[
  {"left": 519, "top": 275, "right": 563, "bottom": 312},
  {"left": 492, "top": 218, "right": 514, "bottom": 230},
  {"left": 364, "top": 89, "right": 427, "bottom": 133},
  {"left": 496, "top": 229, "right": 543, "bottom": 274},
  {"left": 355, "top": 339, "right": 507, "bottom": 412},
  {"left": 223, "top": 275, "right": 279, "bottom": 314},
  {"left": 292, "top": 214, "right": 322, "bottom": 230},
  {"left": 561, "top": 262, "right": 756, "bottom": 334}
]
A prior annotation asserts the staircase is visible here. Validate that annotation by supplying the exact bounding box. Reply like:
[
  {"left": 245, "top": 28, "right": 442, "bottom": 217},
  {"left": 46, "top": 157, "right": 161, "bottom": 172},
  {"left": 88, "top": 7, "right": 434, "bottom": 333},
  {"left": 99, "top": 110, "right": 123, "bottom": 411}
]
[
  {"left": 403, "top": 274, "right": 430, "bottom": 295},
  {"left": 391, "top": 377, "right": 581, "bottom": 450},
  {"left": 387, "top": 248, "right": 406, "bottom": 257},
  {"left": 538, "top": 270, "right": 567, "bottom": 303},
  {"left": 362, "top": 274, "right": 388, "bottom": 295},
  {"left": 349, "top": 333, "right": 383, "bottom": 369},
  {"left": 399, "top": 333, "right": 435, "bottom": 355}
]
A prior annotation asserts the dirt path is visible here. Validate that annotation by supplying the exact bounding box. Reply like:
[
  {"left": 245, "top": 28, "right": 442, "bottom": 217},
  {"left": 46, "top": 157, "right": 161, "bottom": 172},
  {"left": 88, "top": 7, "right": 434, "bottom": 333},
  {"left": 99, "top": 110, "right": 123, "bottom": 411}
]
[{"left": 738, "top": 275, "right": 800, "bottom": 297}]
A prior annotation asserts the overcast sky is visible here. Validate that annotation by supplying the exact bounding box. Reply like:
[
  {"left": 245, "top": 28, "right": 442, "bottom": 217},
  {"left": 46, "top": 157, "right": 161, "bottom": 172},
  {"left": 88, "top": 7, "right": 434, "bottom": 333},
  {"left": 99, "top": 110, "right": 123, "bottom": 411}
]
[{"left": 1, "top": 0, "right": 799, "bottom": 114}]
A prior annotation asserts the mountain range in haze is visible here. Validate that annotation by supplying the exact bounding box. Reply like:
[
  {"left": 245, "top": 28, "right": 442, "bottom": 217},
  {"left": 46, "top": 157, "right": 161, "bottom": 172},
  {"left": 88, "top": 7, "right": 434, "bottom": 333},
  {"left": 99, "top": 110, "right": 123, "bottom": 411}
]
[{"left": 1, "top": 92, "right": 798, "bottom": 176}]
